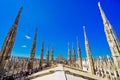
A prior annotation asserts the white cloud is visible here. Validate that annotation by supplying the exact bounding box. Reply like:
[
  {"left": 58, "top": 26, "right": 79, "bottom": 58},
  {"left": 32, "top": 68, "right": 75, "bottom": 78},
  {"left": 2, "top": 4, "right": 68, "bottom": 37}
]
[
  {"left": 21, "top": 45, "right": 27, "bottom": 48},
  {"left": 25, "top": 35, "right": 31, "bottom": 39}
]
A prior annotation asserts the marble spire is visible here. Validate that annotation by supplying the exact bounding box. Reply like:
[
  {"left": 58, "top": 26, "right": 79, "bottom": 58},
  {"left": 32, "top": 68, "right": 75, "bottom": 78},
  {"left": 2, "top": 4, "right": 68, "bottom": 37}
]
[
  {"left": 68, "top": 42, "right": 71, "bottom": 66},
  {"left": 39, "top": 40, "right": 44, "bottom": 68},
  {"left": 76, "top": 36, "right": 83, "bottom": 70},
  {"left": 72, "top": 43, "right": 76, "bottom": 62},
  {"left": 98, "top": 2, "right": 120, "bottom": 68},
  {"left": 83, "top": 26, "right": 95, "bottom": 74},
  {"left": 0, "top": 7, "right": 23, "bottom": 74},
  {"left": 46, "top": 45, "right": 50, "bottom": 65},
  {"left": 27, "top": 28, "right": 38, "bottom": 70}
]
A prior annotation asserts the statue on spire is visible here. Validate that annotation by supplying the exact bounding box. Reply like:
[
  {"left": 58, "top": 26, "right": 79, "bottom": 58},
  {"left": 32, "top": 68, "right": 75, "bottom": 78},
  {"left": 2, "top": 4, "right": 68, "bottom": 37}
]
[{"left": 14, "top": 7, "right": 23, "bottom": 25}]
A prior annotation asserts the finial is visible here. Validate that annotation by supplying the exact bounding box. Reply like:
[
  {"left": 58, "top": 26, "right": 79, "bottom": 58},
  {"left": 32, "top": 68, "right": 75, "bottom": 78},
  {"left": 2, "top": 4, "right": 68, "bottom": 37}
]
[
  {"left": 42, "top": 38, "right": 44, "bottom": 43},
  {"left": 41, "top": 38, "right": 44, "bottom": 49},
  {"left": 51, "top": 43, "right": 54, "bottom": 50},
  {"left": 83, "top": 26, "right": 89, "bottom": 42},
  {"left": 72, "top": 42, "right": 74, "bottom": 49},
  {"left": 83, "top": 26, "right": 86, "bottom": 30},
  {"left": 68, "top": 42, "right": 70, "bottom": 46},
  {"left": 76, "top": 36, "right": 78, "bottom": 42},
  {"left": 42, "top": 37, "right": 44, "bottom": 44},
  {"left": 76, "top": 36, "right": 79, "bottom": 44},
  {"left": 14, "top": 6, "right": 23, "bottom": 25},
  {"left": 98, "top": 2, "right": 101, "bottom": 7},
  {"left": 47, "top": 44, "right": 50, "bottom": 51},
  {"left": 36, "top": 27, "right": 38, "bottom": 33},
  {"left": 19, "top": 7, "right": 23, "bottom": 14},
  {"left": 98, "top": 2, "right": 102, "bottom": 11},
  {"left": 83, "top": 26, "right": 86, "bottom": 35},
  {"left": 68, "top": 42, "right": 70, "bottom": 49},
  {"left": 76, "top": 36, "right": 79, "bottom": 47},
  {"left": 34, "top": 27, "right": 38, "bottom": 39},
  {"left": 98, "top": 1, "right": 108, "bottom": 23}
]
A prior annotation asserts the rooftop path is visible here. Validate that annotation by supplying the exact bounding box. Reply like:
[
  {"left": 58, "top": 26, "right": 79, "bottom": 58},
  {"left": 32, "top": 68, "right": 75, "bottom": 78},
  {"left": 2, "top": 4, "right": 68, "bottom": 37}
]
[
  {"left": 28, "top": 64, "right": 105, "bottom": 80},
  {"left": 28, "top": 64, "right": 67, "bottom": 80},
  {"left": 64, "top": 65, "right": 105, "bottom": 80}
]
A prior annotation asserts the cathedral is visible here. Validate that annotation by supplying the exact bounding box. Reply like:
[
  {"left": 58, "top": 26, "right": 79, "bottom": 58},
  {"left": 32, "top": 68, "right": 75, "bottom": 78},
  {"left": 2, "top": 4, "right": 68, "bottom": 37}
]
[{"left": 0, "top": 2, "right": 120, "bottom": 80}]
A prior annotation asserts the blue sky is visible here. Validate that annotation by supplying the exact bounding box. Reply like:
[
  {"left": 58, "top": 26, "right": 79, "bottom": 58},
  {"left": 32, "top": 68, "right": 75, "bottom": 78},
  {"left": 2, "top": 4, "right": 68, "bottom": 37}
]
[{"left": 0, "top": 0, "right": 120, "bottom": 59}]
